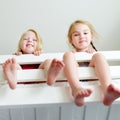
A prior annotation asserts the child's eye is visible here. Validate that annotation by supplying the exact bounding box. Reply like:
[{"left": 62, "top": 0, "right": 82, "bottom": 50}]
[
  {"left": 84, "top": 32, "right": 88, "bottom": 35},
  {"left": 75, "top": 34, "right": 79, "bottom": 36},
  {"left": 33, "top": 39, "right": 37, "bottom": 41},
  {"left": 73, "top": 33, "right": 79, "bottom": 36},
  {"left": 23, "top": 38, "right": 28, "bottom": 40}
]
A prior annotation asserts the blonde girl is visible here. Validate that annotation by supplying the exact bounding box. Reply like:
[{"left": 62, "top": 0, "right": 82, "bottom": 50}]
[
  {"left": 3, "top": 29, "right": 64, "bottom": 89},
  {"left": 63, "top": 20, "right": 120, "bottom": 106},
  {"left": 16, "top": 29, "right": 43, "bottom": 55}
]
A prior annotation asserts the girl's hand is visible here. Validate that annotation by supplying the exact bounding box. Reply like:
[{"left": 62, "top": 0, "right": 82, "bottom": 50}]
[
  {"left": 85, "top": 49, "right": 96, "bottom": 54},
  {"left": 14, "top": 52, "right": 23, "bottom": 55},
  {"left": 33, "top": 50, "right": 42, "bottom": 56}
]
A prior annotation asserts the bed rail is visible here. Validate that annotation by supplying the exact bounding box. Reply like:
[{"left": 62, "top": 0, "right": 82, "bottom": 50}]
[{"left": 0, "top": 51, "right": 120, "bottom": 107}]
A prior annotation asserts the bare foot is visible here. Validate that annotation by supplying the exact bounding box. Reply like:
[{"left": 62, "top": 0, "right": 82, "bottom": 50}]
[
  {"left": 72, "top": 88, "right": 92, "bottom": 106},
  {"left": 47, "top": 59, "right": 65, "bottom": 85},
  {"left": 103, "top": 84, "right": 120, "bottom": 106},
  {"left": 2, "top": 58, "right": 17, "bottom": 89}
]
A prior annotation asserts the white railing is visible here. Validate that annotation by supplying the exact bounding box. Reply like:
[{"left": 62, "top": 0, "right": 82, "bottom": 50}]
[{"left": 0, "top": 51, "right": 120, "bottom": 107}]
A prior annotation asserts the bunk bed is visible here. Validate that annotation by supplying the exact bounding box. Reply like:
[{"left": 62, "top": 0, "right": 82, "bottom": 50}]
[{"left": 0, "top": 51, "right": 120, "bottom": 120}]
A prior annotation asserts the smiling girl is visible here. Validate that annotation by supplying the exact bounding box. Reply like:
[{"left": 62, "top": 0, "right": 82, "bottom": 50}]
[
  {"left": 63, "top": 20, "right": 120, "bottom": 106},
  {"left": 2, "top": 29, "right": 64, "bottom": 89}
]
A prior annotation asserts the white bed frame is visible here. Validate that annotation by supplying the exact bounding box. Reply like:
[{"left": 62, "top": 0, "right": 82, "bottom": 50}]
[{"left": 0, "top": 51, "right": 120, "bottom": 107}]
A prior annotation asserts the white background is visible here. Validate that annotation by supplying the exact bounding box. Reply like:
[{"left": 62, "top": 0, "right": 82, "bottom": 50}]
[{"left": 0, "top": 0, "right": 120, "bottom": 54}]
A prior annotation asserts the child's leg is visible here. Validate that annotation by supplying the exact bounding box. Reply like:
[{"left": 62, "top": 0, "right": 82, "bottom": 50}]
[
  {"left": 47, "top": 59, "right": 64, "bottom": 85},
  {"left": 89, "top": 53, "right": 120, "bottom": 105},
  {"left": 63, "top": 52, "right": 92, "bottom": 106},
  {"left": 39, "top": 59, "right": 64, "bottom": 85},
  {"left": 2, "top": 58, "right": 21, "bottom": 89}
]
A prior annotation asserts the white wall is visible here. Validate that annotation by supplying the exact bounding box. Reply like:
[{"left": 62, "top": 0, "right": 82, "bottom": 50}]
[{"left": 0, "top": 0, "right": 120, "bottom": 54}]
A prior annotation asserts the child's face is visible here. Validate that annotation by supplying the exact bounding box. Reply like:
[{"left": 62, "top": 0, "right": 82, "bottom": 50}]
[
  {"left": 20, "top": 31, "right": 38, "bottom": 54},
  {"left": 71, "top": 24, "right": 93, "bottom": 52}
]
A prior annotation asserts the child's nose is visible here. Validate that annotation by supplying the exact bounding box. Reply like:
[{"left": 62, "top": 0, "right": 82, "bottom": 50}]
[
  {"left": 28, "top": 38, "right": 33, "bottom": 41},
  {"left": 80, "top": 34, "right": 84, "bottom": 38}
]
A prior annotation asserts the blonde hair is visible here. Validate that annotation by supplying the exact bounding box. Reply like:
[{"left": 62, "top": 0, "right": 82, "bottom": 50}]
[
  {"left": 17, "top": 29, "right": 43, "bottom": 52},
  {"left": 68, "top": 20, "right": 98, "bottom": 51}
]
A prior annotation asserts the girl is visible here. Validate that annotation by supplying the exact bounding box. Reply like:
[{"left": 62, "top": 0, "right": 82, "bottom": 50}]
[
  {"left": 63, "top": 20, "right": 120, "bottom": 106},
  {"left": 2, "top": 29, "right": 64, "bottom": 89}
]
